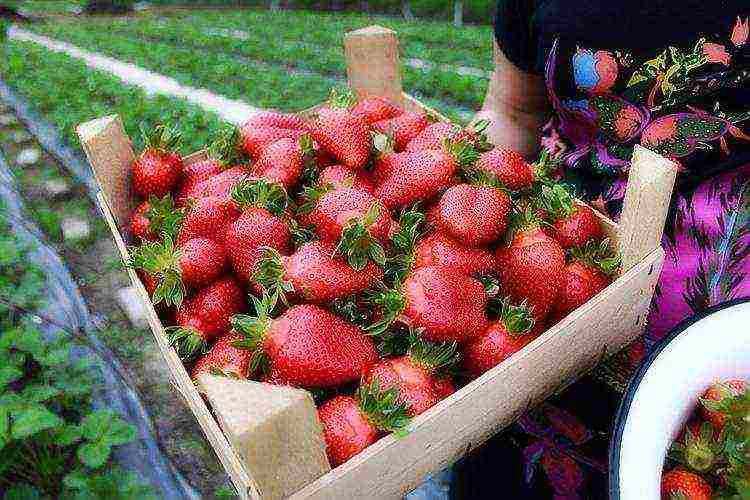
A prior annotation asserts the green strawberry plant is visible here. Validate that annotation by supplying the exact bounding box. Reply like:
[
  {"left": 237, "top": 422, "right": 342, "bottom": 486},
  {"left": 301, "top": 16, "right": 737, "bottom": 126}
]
[{"left": 0, "top": 217, "right": 155, "bottom": 498}]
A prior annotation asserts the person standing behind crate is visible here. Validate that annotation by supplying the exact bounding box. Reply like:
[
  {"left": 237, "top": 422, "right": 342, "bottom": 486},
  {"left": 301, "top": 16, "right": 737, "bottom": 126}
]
[{"left": 449, "top": 1, "right": 750, "bottom": 498}]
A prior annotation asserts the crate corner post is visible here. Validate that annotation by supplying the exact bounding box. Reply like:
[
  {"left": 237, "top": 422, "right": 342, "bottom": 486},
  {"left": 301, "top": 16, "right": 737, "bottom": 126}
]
[
  {"left": 76, "top": 114, "right": 135, "bottom": 228},
  {"left": 343, "top": 25, "right": 403, "bottom": 105},
  {"left": 618, "top": 144, "right": 678, "bottom": 272}
]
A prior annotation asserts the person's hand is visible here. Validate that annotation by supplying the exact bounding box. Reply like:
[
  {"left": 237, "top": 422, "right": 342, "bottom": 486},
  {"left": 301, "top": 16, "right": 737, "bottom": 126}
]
[{"left": 471, "top": 108, "right": 542, "bottom": 156}]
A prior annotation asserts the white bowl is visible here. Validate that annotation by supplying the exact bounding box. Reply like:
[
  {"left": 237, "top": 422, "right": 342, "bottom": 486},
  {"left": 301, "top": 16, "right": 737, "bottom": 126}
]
[{"left": 609, "top": 299, "right": 750, "bottom": 499}]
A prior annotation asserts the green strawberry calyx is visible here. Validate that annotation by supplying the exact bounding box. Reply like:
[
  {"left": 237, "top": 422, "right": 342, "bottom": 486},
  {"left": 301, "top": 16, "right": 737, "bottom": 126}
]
[
  {"left": 296, "top": 183, "right": 333, "bottom": 215},
  {"left": 407, "top": 329, "right": 460, "bottom": 376},
  {"left": 144, "top": 194, "right": 184, "bottom": 241},
  {"left": 298, "top": 133, "right": 319, "bottom": 186},
  {"left": 357, "top": 377, "right": 411, "bottom": 434},
  {"left": 326, "top": 87, "right": 357, "bottom": 110},
  {"left": 570, "top": 239, "right": 621, "bottom": 277},
  {"left": 165, "top": 325, "right": 208, "bottom": 361},
  {"left": 668, "top": 422, "right": 723, "bottom": 474},
  {"left": 443, "top": 137, "right": 480, "bottom": 169},
  {"left": 253, "top": 247, "right": 295, "bottom": 306},
  {"left": 364, "top": 284, "right": 407, "bottom": 336},
  {"left": 537, "top": 183, "right": 576, "bottom": 221},
  {"left": 497, "top": 297, "right": 535, "bottom": 337},
  {"left": 207, "top": 126, "right": 243, "bottom": 167},
  {"left": 130, "top": 235, "right": 185, "bottom": 307},
  {"left": 231, "top": 293, "right": 277, "bottom": 375},
  {"left": 231, "top": 178, "right": 288, "bottom": 215},
  {"left": 384, "top": 206, "right": 425, "bottom": 285},
  {"left": 334, "top": 202, "right": 387, "bottom": 271},
  {"left": 140, "top": 122, "right": 181, "bottom": 154}
]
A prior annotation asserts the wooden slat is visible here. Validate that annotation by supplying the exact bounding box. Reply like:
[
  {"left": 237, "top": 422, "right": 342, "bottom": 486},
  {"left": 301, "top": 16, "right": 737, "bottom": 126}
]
[{"left": 344, "top": 26, "right": 403, "bottom": 105}]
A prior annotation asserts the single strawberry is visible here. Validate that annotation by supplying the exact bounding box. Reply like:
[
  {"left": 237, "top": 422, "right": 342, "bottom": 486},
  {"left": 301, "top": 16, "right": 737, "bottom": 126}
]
[
  {"left": 176, "top": 127, "right": 242, "bottom": 205},
  {"left": 223, "top": 179, "right": 292, "bottom": 284},
  {"left": 131, "top": 235, "right": 226, "bottom": 306},
  {"left": 538, "top": 184, "right": 604, "bottom": 249},
  {"left": 232, "top": 294, "right": 379, "bottom": 388},
  {"left": 254, "top": 241, "right": 383, "bottom": 304},
  {"left": 373, "top": 111, "right": 430, "bottom": 151},
  {"left": 185, "top": 165, "right": 250, "bottom": 202},
  {"left": 413, "top": 232, "right": 497, "bottom": 276},
  {"left": 373, "top": 141, "right": 478, "bottom": 210},
  {"left": 473, "top": 145, "right": 535, "bottom": 191},
  {"left": 668, "top": 420, "right": 723, "bottom": 475},
  {"left": 191, "top": 332, "right": 251, "bottom": 379},
  {"left": 350, "top": 95, "right": 403, "bottom": 124},
  {"left": 249, "top": 135, "right": 315, "bottom": 190},
  {"left": 168, "top": 276, "right": 246, "bottom": 360},
  {"left": 435, "top": 183, "right": 510, "bottom": 246},
  {"left": 549, "top": 239, "right": 618, "bottom": 324},
  {"left": 661, "top": 469, "right": 712, "bottom": 500},
  {"left": 308, "top": 107, "right": 371, "bottom": 169},
  {"left": 319, "top": 164, "right": 375, "bottom": 193},
  {"left": 132, "top": 124, "right": 183, "bottom": 199},
  {"left": 318, "top": 378, "right": 410, "bottom": 467},
  {"left": 496, "top": 211, "right": 565, "bottom": 322},
  {"left": 368, "top": 265, "right": 488, "bottom": 343},
  {"left": 463, "top": 298, "right": 538, "bottom": 377},
  {"left": 405, "top": 122, "right": 459, "bottom": 152},
  {"left": 364, "top": 332, "right": 458, "bottom": 416},
  {"left": 299, "top": 185, "right": 391, "bottom": 270},
  {"left": 176, "top": 196, "right": 240, "bottom": 246},
  {"left": 129, "top": 194, "right": 183, "bottom": 242},
  {"left": 240, "top": 126, "right": 307, "bottom": 161},
  {"left": 700, "top": 379, "right": 748, "bottom": 430}
]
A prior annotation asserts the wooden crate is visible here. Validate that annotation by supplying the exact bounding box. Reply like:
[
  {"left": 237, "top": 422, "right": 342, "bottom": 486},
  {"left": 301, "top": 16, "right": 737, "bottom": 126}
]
[{"left": 76, "top": 26, "right": 677, "bottom": 500}]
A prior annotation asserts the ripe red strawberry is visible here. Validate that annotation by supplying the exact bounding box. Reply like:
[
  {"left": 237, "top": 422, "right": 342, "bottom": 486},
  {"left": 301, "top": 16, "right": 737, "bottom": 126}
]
[
  {"left": 177, "top": 196, "right": 240, "bottom": 246},
  {"left": 350, "top": 96, "right": 403, "bottom": 124},
  {"left": 254, "top": 241, "right": 383, "bottom": 304},
  {"left": 373, "top": 142, "right": 477, "bottom": 210},
  {"left": 495, "top": 212, "right": 565, "bottom": 322},
  {"left": 364, "top": 334, "right": 458, "bottom": 416},
  {"left": 169, "top": 276, "right": 246, "bottom": 359},
  {"left": 474, "top": 145, "right": 534, "bottom": 191},
  {"left": 308, "top": 108, "right": 372, "bottom": 169},
  {"left": 435, "top": 184, "right": 510, "bottom": 246},
  {"left": 373, "top": 111, "right": 430, "bottom": 151},
  {"left": 132, "top": 125, "right": 183, "bottom": 199},
  {"left": 404, "top": 122, "right": 459, "bottom": 152},
  {"left": 130, "top": 195, "right": 183, "bottom": 242},
  {"left": 249, "top": 136, "right": 313, "bottom": 190},
  {"left": 223, "top": 179, "right": 292, "bottom": 283},
  {"left": 700, "top": 379, "right": 747, "bottom": 430},
  {"left": 661, "top": 469, "right": 712, "bottom": 500},
  {"left": 191, "top": 332, "right": 251, "bottom": 379},
  {"left": 232, "top": 294, "right": 378, "bottom": 388},
  {"left": 300, "top": 185, "right": 392, "bottom": 270},
  {"left": 319, "top": 164, "right": 375, "bottom": 193},
  {"left": 318, "top": 379, "right": 410, "bottom": 466},
  {"left": 369, "top": 266, "right": 488, "bottom": 343},
  {"left": 463, "top": 298, "right": 539, "bottom": 377},
  {"left": 538, "top": 184, "right": 604, "bottom": 249},
  {"left": 245, "top": 111, "right": 307, "bottom": 130},
  {"left": 549, "top": 240, "right": 618, "bottom": 324},
  {"left": 240, "top": 126, "right": 307, "bottom": 161},
  {"left": 131, "top": 236, "right": 226, "bottom": 306},
  {"left": 176, "top": 128, "right": 242, "bottom": 205},
  {"left": 413, "top": 232, "right": 497, "bottom": 276},
  {"left": 185, "top": 165, "right": 250, "bottom": 202}
]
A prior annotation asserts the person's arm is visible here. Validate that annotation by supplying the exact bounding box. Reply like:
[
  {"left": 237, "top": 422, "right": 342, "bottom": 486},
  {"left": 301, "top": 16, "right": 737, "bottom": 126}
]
[{"left": 473, "top": 40, "right": 550, "bottom": 156}]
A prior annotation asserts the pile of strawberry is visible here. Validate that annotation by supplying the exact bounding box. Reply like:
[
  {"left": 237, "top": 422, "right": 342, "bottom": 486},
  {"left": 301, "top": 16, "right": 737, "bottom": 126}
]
[
  {"left": 126, "top": 90, "right": 620, "bottom": 467},
  {"left": 661, "top": 379, "right": 750, "bottom": 499}
]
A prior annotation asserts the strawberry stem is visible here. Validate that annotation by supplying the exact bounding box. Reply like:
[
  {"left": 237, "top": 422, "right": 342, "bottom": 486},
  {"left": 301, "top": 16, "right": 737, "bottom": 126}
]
[
  {"left": 231, "top": 293, "right": 277, "bottom": 375},
  {"left": 365, "top": 286, "right": 406, "bottom": 336},
  {"left": 144, "top": 194, "right": 184, "bottom": 241},
  {"left": 166, "top": 326, "right": 208, "bottom": 360},
  {"left": 231, "top": 178, "right": 288, "bottom": 215},
  {"left": 537, "top": 184, "right": 576, "bottom": 220},
  {"left": 140, "top": 123, "right": 181, "bottom": 153},
  {"left": 207, "top": 126, "right": 243, "bottom": 166},
  {"left": 356, "top": 377, "right": 411, "bottom": 433},
  {"left": 130, "top": 235, "right": 185, "bottom": 307},
  {"left": 570, "top": 239, "right": 621, "bottom": 277},
  {"left": 253, "top": 247, "right": 294, "bottom": 306},
  {"left": 334, "top": 203, "right": 387, "bottom": 271},
  {"left": 489, "top": 297, "right": 535, "bottom": 336},
  {"left": 444, "top": 138, "right": 480, "bottom": 169},
  {"left": 407, "top": 328, "right": 460, "bottom": 375}
]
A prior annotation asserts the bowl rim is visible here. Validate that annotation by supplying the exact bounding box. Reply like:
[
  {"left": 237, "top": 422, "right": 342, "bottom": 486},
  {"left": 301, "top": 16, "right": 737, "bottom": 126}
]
[{"left": 608, "top": 297, "right": 750, "bottom": 499}]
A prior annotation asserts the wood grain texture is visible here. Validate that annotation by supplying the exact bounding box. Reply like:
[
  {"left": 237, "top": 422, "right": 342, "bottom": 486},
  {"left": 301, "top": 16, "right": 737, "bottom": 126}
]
[
  {"left": 292, "top": 248, "right": 664, "bottom": 499},
  {"left": 618, "top": 145, "right": 678, "bottom": 272},
  {"left": 199, "top": 375, "right": 331, "bottom": 500},
  {"left": 344, "top": 26, "right": 403, "bottom": 105}
]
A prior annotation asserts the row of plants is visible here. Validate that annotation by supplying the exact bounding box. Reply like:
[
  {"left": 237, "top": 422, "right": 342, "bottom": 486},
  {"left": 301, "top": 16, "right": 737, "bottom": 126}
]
[
  {"left": 0, "top": 201, "right": 155, "bottom": 498},
  {"left": 0, "top": 40, "right": 225, "bottom": 152},
  {"left": 26, "top": 16, "right": 483, "bottom": 117}
]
